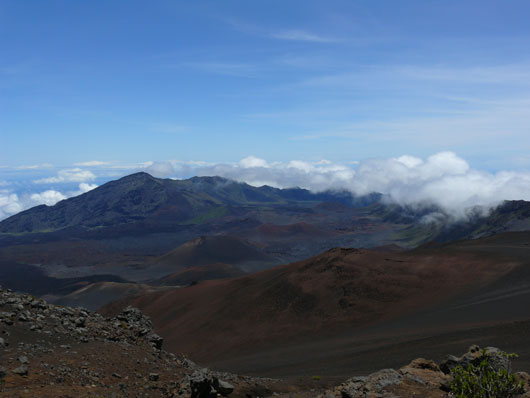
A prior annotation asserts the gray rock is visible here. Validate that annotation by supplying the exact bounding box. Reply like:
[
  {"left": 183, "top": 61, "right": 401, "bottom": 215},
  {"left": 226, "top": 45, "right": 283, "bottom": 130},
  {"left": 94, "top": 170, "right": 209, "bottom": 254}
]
[
  {"left": 13, "top": 364, "right": 28, "bottom": 376},
  {"left": 0, "top": 366, "right": 6, "bottom": 379},
  {"left": 214, "top": 379, "right": 235, "bottom": 396},
  {"left": 18, "top": 355, "right": 29, "bottom": 364},
  {"left": 149, "top": 373, "right": 160, "bottom": 381},
  {"left": 341, "top": 369, "right": 402, "bottom": 398}
]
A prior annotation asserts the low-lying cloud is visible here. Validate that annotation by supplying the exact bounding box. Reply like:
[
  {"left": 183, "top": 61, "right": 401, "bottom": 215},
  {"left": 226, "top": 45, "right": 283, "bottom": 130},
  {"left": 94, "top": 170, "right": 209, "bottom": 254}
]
[
  {"left": 186, "top": 152, "right": 530, "bottom": 219},
  {"left": 0, "top": 183, "right": 98, "bottom": 220},
  {"left": 34, "top": 168, "right": 96, "bottom": 184},
  {"left": 2, "top": 152, "right": 530, "bottom": 222},
  {"left": 145, "top": 161, "right": 176, "bottom": 178}
]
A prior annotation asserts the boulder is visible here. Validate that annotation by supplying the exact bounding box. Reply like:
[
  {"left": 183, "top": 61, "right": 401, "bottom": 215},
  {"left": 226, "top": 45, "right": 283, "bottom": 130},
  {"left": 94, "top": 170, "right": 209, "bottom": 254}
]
[{"left": 189, "top": 369, "right": 235, "bottom": 398}]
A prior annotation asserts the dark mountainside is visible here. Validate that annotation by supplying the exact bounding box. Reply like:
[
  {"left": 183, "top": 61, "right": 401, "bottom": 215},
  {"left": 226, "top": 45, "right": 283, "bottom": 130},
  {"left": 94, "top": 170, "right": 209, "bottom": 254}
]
[
  {"left": 0, "top": 173, "right": 391, "bottom": 277},
  {"left": 0, "top": 172, "right": 375, "bottom": 234}
]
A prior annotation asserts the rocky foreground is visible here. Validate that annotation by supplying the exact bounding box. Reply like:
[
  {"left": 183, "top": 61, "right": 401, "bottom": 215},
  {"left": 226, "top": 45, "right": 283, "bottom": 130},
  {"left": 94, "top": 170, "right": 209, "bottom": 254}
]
[
  {"left": 0, "top": 287, "right": 277, "bottom": 398},
  {"left": 2, "top": 286, "right": 530, "bottom": 398}
]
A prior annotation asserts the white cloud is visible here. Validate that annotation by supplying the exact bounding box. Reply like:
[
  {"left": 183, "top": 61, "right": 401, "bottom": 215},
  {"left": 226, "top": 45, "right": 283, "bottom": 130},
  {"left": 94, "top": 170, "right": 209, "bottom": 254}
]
[
  {"left": 30, "top": 190, "right": 67, "bottom": 206},
  {"left": 240, "top": 156, "right": 269, "bottom": 168},
  {"left": 34, "top": 168, "right": 96, "bottom": 184},
  {"left": 0, "top": 182, "right": 99, "bottom": 220},
  {"left": 5, "top": 152, "right": 530, "bottom": 222},
  {"left": 196, "top": 158, "right": 355, "bottom": 191},
  {"left": 0, "top": 191, "right": 23, "bottom": 219},
  {"left": 145, "top": 161, "right": 175, "bottom": 178},
  {"left": 78, "top": 183, "right": 98, "bottom": 193},
  {"left": 189, "top": 152, "right": 530, "bottom": 219}
]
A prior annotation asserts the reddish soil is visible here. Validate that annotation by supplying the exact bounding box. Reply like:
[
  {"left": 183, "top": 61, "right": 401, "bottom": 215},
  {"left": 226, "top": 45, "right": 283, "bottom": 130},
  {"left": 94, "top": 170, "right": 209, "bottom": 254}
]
[
  {"left": 103, "top": 232, "right": 530, "bottom": 377},
  {"left": 151, "top": 235, "right": 275, "bottom": 271},
  {"left": 155, "top": 263, "right": 246, "bottom": 286}
]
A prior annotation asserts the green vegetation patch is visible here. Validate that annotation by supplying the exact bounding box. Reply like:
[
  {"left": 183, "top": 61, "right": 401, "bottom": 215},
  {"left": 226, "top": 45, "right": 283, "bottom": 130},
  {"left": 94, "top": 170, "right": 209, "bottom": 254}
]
[
  {"left": 450, "top": 350, "right": 525, "bottom": 398},
  {"left": 189, "top": 206, "right": 229, "bottom": 224}
]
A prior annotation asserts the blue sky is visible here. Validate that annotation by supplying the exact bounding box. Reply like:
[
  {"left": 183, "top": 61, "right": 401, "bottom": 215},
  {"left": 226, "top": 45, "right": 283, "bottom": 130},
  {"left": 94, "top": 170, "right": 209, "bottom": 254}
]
[{"left": 1, "top": 1, "right": 530, "bottom": 218}]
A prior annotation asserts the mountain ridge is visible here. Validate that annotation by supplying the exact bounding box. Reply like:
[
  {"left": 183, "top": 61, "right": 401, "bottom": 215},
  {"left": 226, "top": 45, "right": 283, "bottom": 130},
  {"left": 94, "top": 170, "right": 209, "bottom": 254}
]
[{"left": 0, "top": 172, "right": 374, "bottom": 234}]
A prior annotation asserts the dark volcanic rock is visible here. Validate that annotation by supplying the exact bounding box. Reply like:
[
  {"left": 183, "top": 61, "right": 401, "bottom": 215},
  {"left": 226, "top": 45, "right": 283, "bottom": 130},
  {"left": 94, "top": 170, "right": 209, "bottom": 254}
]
[
  {"left": 148, "top": 333, "right": 164, "bottom": 350},
  {"left": 189, "top": 369, "right": 235, "bottom": 398}
]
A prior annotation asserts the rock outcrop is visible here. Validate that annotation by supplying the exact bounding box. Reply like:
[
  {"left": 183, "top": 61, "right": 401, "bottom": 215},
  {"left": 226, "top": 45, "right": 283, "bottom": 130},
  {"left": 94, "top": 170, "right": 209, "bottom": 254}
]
[
  {"left": 321, "top": 346, "right": 529, "bottom": 398},
  {"left": 0, "top": 287, "right": 268, "bottom": 397}
]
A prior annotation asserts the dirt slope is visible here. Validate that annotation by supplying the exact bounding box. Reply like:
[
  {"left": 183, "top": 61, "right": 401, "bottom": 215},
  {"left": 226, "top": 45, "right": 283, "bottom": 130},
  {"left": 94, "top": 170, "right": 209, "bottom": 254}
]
[{"left": 104, "top": 232, "right": 530, "bottom": 376}]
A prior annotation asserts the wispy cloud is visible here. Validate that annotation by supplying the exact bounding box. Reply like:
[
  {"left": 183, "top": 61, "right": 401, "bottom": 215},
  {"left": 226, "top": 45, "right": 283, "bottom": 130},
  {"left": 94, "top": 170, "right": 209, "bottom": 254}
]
[
  {"left": 13, "top": 163, "right": 54, "bottom": 170},
  {"left": 270, "top": 29, "right": 337, "bottom": 43},
  {"left": 397, "top": 63, "right": 530, "bottom": 85},
  {"left": 297, "top": 63, "right": 530, "bottom": 93},
  {"left": 288, "top": 97, "right": 530, "bottom": 147},
  {"left": 74, "top": 161, "right": 111, "bottom": 167},
  {"left": 179, "top": 62, "right": 257, "bottom": 77},
  {"left": 224, "top": 17, "right": 339, "bottom": 44}
]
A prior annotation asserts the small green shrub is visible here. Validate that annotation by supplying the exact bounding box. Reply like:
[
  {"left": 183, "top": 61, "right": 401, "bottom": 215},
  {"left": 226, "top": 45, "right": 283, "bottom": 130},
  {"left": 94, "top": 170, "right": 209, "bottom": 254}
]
[
  {"left": 450, "top": 350, "right": 525, "bottom": 398},
  {"left": 312, "top": 375, "right": 321, "bottom": 381}
]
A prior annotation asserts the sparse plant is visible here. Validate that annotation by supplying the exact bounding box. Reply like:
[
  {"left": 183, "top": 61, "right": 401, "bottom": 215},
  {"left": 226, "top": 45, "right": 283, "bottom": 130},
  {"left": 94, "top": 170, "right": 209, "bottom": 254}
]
[
  {"left": 312, "top": 375, "right": 321, "bottom": 381},
  {"left": 450, "top": 350, "right": 525, "bottom": 398}
]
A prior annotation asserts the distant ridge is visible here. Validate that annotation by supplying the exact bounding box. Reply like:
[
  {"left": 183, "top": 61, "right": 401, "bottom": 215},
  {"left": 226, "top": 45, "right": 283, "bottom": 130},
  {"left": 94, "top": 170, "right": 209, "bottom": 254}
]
[{"left": 0, "top": 172, "right": 372, "bottom": 234}]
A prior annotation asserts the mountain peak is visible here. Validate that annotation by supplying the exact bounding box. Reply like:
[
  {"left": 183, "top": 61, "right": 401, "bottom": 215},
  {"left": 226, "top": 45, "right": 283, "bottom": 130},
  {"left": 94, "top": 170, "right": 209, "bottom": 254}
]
[{"left": 117, "top": 171, "right": 158, "bottom": 182}]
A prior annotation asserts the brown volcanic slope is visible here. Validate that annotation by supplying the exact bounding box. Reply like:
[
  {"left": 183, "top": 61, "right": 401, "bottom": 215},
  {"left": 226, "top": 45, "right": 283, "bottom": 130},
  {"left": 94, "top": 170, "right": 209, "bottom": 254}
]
[
  {"left": 48, "top": 281, "right": 172, "bottom": 310},
  {"left": 104, "top": 231, "right": 530, "bottom": 377},
  {"left": 155, "top": 263, "right": 246, "bottom": 286},
  {"left": 150, "top": 235, "right": 278, "bottom": 275}
]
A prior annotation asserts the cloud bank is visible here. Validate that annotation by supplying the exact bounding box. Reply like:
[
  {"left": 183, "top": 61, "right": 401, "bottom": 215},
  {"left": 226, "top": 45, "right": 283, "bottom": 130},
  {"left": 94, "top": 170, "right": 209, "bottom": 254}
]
[
  {"left": 34, "top": 168, "right": 96, "bottom": 184},
  {"left": 185, "top": 152, "right": 530, "bottom": 219},
  {"left": 3, "top": 152, "right": 530, "bottom": 222}
]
